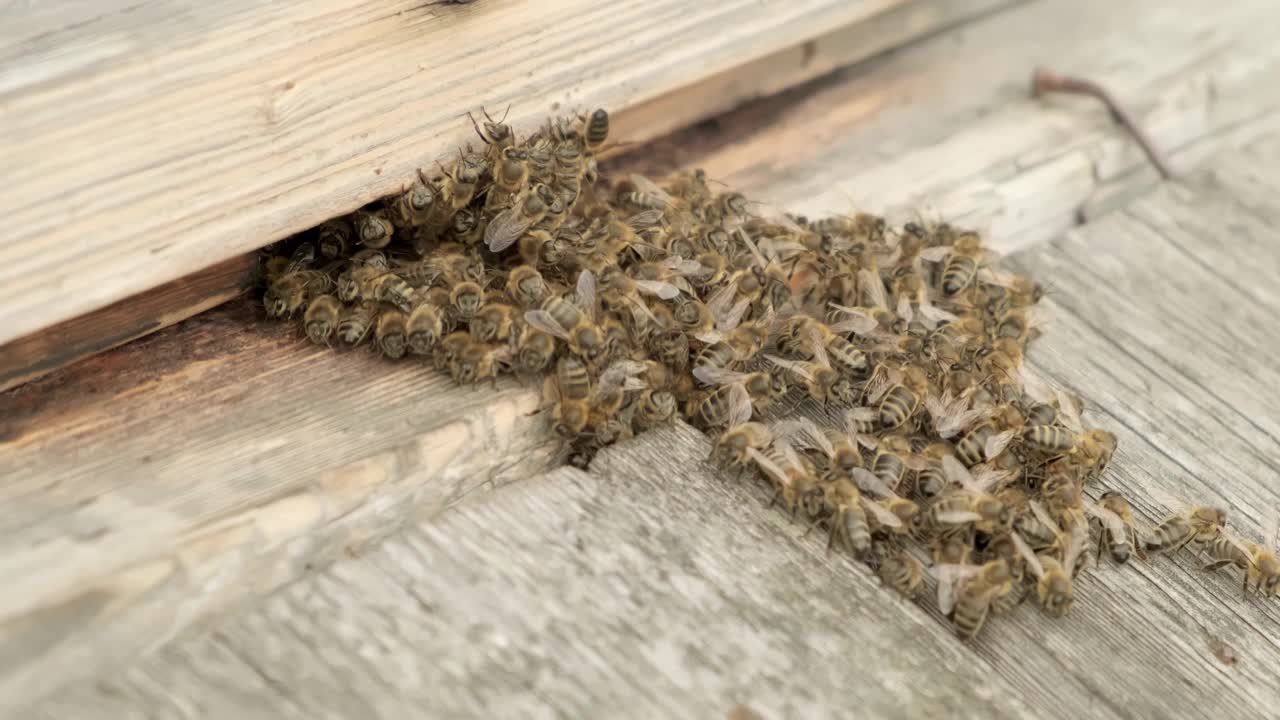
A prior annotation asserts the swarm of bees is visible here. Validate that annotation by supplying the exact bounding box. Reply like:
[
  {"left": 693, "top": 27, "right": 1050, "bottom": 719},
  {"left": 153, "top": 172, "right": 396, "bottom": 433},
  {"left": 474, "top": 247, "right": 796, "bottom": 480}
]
[{"left": 260, "top": 106, "right": 1277, "bottom": 639}]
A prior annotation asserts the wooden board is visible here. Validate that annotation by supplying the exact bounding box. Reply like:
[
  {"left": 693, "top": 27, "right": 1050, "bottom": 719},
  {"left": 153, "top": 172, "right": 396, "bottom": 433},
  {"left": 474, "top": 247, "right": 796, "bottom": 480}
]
[
  {"left": 0, "top": 0, "right": 1008, "bottom": 389},
  {"left": 0, "top": 0, "right": 969, "bottom": 348},
  {"left": 34, "top": 145, "right": 1280, "bottom": 719},
  {"left": 33, "top": 428, "right": 1036, "bottom": 720},
  {"left": 0, "top": 255, "right": 256, "bottom": 393}
]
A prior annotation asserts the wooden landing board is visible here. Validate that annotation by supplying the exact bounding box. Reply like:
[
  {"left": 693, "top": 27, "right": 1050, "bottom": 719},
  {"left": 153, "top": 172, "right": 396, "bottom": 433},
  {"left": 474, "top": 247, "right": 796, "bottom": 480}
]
[
  {"left": 0, "top": 0, "right": 987, "bottom": 348},
  {"left": 624, "top": 0, "right": 1280, "bottom": 255},
  {"left": 33, "top": 427, "right": 1036, "bottom": 720},
  {"left": 34, "top": 145, "right": 1280, "bottom": 719}
]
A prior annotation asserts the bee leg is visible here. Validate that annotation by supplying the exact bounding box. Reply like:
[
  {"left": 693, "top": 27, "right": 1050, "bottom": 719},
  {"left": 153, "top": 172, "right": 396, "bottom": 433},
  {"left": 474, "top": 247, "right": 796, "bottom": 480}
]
[{"left": 1201, "top": 560, "right": 1236, "bottom": 572}]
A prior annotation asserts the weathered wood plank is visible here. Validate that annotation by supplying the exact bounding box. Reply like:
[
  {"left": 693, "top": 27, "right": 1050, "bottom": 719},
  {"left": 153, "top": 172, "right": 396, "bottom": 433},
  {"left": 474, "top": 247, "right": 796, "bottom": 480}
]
[
  {"left": 35, "top": 426, "right": 1037, "bottom": 720},
  {"left": 0, "top": 0, "right": 944, "bottom": 347},
  {"left": 0, "top": 0, "right": 1009, "bottom": 390},
  {"left": 0, "top": 301, "right": 555, "bottom": 715},
  {"left": 0, "top": 255, "right": 256, "bottom": 393},
  {"left": 626, "top": 0, "right": 1280, "bottom": 255}
]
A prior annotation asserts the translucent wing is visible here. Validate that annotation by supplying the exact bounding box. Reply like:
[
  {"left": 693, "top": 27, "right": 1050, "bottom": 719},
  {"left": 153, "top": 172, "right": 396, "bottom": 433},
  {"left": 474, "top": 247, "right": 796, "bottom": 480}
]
[
  {"left": 1010, "top": 531, "right": 1046, "bottom": 578},
  {"left": 936, "top": 510, "right": 984, "bottom": 525},
  {"left": 970, "top": 463, "right": 1017, "bottom": 492},
  {"left": 706, "top": 282, "right": 740, "bottom": 325},
  {"left": 523, "top": 309, "right": 571, "bottom": 341},
  {"left": 857, "top": 268, "right": 889, "bottom": 309},
  {"left": 926, "top": 390, "right": 987, "bottom": 439},
  {"left": 576, "top": 270, "right": 597, "bottom": 316},
  {"left": 1028, "top": 500, "right": 1060, "bottom": 534},
  {"left": 895, "top": 293, "right": 914, "bottom": 325},
  {"left": 917, "top": 301, "right": 959, "bottom": 328},
  {"left": 727, "top": 383, "right": 754, "bottom": 427},
  {"left": 1085, "top": 501, "right": 1128, "bottom": 546},
  {"left": 660, "top": 256, "right": 705, "bottom": 275},
  {"left": 933, "top": 564, "right": 982, "bottom": 615},
  {"left": 863, "top": 370, "right": 894, "bottom": 405},
  {"left": 788, "top": 417, "right": 835, "bottom": 458},
  {"left": 844, "top": 407, "right": 879, "bottom": 449},
  {"left": 1056, "top": 389, "right": 1084, "bottom": 434},
  {"left": 862, "top": 498, "right": 903, "bottom": 529},
  {"left": 598, "top": 360, "right": 648, "bottom": 390},
  {"left": 1063, "top": 522, "right": 1090, "bottom": 576},
  {"left": 692, "top": 366, "right": 750, "bottom": 387},
  {"left": 716, "top": 298, "right": 752, "bottom": 333},
  {"left": 736, "top": 228, "right": 771, "bottom": 269},
  {"left": 484, "top": 208, "right": 532, "bottom": 252},
  {"left": 827, "top": 304, "right": 880, "bottom": 335},
  {"left": 629, "top": 173, "right": 674, "bottom": 206},
  {"left": 765, "top": 354, "right": 815, "bottom": 382},
  {"left": 626, "top": 209, "right": 666, "bottom": 227},
  {"left": 1019, "top": 366, "right": 1055, "bottom": 404},
  {"left": 804, "top": 326, "right": 830, "bottom": 368},
  {"left": 977, "top": 266, "right": 1020, "bottom": 288},
  {"left": 941, "top": 454, "right": 979, "bottom": 493},
  {"left": 984, "top": 429, "right": 1018, "bottom": 461},
  {"left": 918, "top": 246, "right": 951, "bottom": 263},
  {"left": 746, "top": 446, "right": 789, "bottom": 488},
  {"left": 851, "top": 468, "right": 896, "bottom": 499},
  {"left": 634, "top": 279, "right": 681, "bottom": 299}
]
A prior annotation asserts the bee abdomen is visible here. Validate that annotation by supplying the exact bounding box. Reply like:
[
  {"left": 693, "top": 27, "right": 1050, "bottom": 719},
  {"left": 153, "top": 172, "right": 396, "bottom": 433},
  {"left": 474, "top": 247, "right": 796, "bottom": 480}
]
[
  {"left": 952, "top": 595, "right": 991, "bottom": 640},
  {"left": 1022, "top": 425, "right": 1075, "bottom": 453},
  {"left": 878, "top": 386, "right": 918, "bottom": 429},
  {"left": 584, "top": 109, "right": 609, "bottom": 150},
  {"left": 873, "top": 453, "right": 906, "bottom": 492},
  {"left": 916, "top": 467, "right": 948, "bottom": 498},
  {"left": 827, "top": 336, "right": 869, "bottom": 374},
  {"left": 845, "top": 509, "right": 872, "bottom": 554},
  {"left": 941, "top": 255, "right": 977, "bottom": 296}
]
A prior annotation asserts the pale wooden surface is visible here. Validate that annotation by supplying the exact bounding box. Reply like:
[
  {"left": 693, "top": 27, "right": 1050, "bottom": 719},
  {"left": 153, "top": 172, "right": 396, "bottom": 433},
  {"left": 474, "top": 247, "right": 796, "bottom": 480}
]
[
  {"left": 39, "top": 145, "right": 1280, "bottom": 720},
  {"left": 0, "top": 0, "right": 950, "bottom": 347},
  {"left": 0, "top": 0, "right": 1008, "bottom": 389},
  {"left": 33, "top": 428, "right": 1037, "bottom": 720},
  {"left": 4, "top": 0, "right": 1280, "bottom": 714}
]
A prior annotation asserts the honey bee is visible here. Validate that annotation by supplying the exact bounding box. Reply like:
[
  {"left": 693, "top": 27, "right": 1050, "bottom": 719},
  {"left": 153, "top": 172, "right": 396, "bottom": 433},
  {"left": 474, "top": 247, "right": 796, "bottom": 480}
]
[
  {"left": 434, "top": 330, "right": 472, "bottom": 372},
  {"left": 815, "top": 477, "right": 873, "bottom": 555},
  {"left": 337, "top": 302, "right": 378, "bottom": 345},
  {"left": 486, "top": 183, "right": 553, "bottom": 252},
  {"left": 711, "top": 387, "right": 770, "bottom": 472},
  {"left": 303, "top": 294, "right": 341, "bottom": 346},
  {"left": 514, "top": 326, "right": 556, "bottom": 375},
  {"left": 581, "top": 108, "right": 609, "bottom": 153},
  {"left": 439, "top": 153, "right": 484, "bottom": 213},
  {"left": 486, "top": 146, "right": 530, "bottom": 209},
  {"left": 543, "top": 356, "right": 592, "bottom": 438},
  {"left": 617, "top": 173, "right": 677, "bottom": 213},
  {"left": 864, "top": 364, "right": 930, "bottom": 431},
  {"left": 692, "top": 366, "right": 787, "bottom": 414},
  {"left": 387, "top": 171, "right": 437, "bottom": 228},
  {"left": 353, "top": 209, "right": 395, "bottom": 249},
  {"left": 917, "top": 456, "right": 1014, "bottom": 537},
  {"left": 865, "top": 434, "right": 913, "bottom": 495},
  {"left": 406, "top": 289, "right": 448, "bottom": 355},
  {"left": 919, "top": 230, "right": 992, "bottom": 297},
  {"left": 265, "top": 269, "right": 333, "bottom": 319},
  {"left": 934, "top": 559, "right": 1014, "bottom": 639},
  {"left": 525, "top": 270, "right": 607, "bottom": 363},
  {"left": 360, "top": 269, "right": 414, "bottom": 312},
  {"left": 470, "top": 302, "right": 519, "bottom": 344},
  {"left": 468, "top": 105, "right": 514, "bottom": 157},
  {"left": 810, "top": 212, "right": 886, "bottom": 244},
  {"left": 318, "top": 219, "right": 354, "bottom": 259},
  {"left": 450, "top": 339, "right": 510, "bottom": 387},
  {"left": 588, "top": 360, "right": 648, "bottom": 424},
  {"left": 876, "top": 546, "right": 925, "bottom": 599},
  {"left": 375, "top": 308, "right": 409, "bottom": 359},
  {"left": 1017, "top": 521, "right": 1088, "bottom": 617},
  {"left": 1201, "top": 518, "right": 1279, "bottom": 597},
  {"left": 449, "top": 280, "right": 485, "bottom": 322},
  {"left": 1086, "top": 491, "right": 1145, "bottom": 563},
  {"left": 505, "top": 265, "right": 549, "bottom": 308},
  {"left": 632, "top": 389, "right": 678, "bottom": 431},
  {"left": 1144, "top": 505, "right": 1227, "bottom": 555}
]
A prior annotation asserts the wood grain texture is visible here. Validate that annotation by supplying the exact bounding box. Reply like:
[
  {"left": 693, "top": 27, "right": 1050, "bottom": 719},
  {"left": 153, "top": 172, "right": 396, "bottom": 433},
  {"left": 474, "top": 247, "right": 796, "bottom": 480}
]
[
  {"left": 619, "top": 0, "right": 1280, "bottom": 256},
  {"left": 34, "top": 426, "right": 1036, "bottom": 720},
  {"left": 0, "top": 0, "right": 933, "bottom": 347},
  {"left": 0, "top": 0, "right": 1002, "bottom": 390},
  {"left": 0, "top": 301, "right": 556, "bottom": 715},
  {"left": 0, "top": 255, "right": 256, "bottom": 393},
  {"left": 37, "top": 148, "right": 1280, "bottom": 720}
]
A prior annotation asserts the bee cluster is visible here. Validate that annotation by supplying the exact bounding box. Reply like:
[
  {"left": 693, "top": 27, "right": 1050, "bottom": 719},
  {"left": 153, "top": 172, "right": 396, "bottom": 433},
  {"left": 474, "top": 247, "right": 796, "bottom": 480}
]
[{"left": 260, "top": 107, "right": 1277, "bottom": 639}]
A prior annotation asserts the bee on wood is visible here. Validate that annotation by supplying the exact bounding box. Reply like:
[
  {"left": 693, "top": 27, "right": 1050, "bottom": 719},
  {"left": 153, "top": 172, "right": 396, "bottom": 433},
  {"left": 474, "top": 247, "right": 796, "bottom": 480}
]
[
  {"left": 919, "top": 230, "right": 994, "bottom": 297},
  {"left": 387, "top": 172, "right": 437, "bottom": 228},
  {"left": 353, "top": 209, "right": 395, "bottom": 249},
  {"left": 303, "top": 294, "right": 341, "bottom": 346},
  {"left": 264, "top": 245, "right": 332, "bottom": 319},
  {"left": 1201, "top": 516, "right": 1279, "bottom": 597},
  {"left": 375, "top": 308, "right": 409, "bottom": 359},
  {"left": 486, "top": 183, "right": 553, "bottom": 252},
  {"left": 318, "top": 219, "right": 355, "bottom": 259},
  {"left": 543, "top": 356, "right": 592, "bottom": 438},
  {"left": 935, "top": 559, "right": 1014, "bottom": 639},
  {"left": 337, "top": 302, "right": 378, "bottom": 346},
  {"left": 1086, "top": 491, "right": 1145, "bottom": 563},
  {"left": 450, "top": 339, "right": 510, "bottom": 388},
  {"left": 876, "top": 545, "right": 926, "bottom": 600},
  {"left": 525, "top": 269, "right": 607, "bottom": 364},
  {"left": 468, "top": 105, "right": 515, "bottom": 158},
  {"left": 710, "top": 385, "right": 770, "bottom": 474},
  {"left": 1145, "top": 505, "right": 1227, "bottom": 555}
]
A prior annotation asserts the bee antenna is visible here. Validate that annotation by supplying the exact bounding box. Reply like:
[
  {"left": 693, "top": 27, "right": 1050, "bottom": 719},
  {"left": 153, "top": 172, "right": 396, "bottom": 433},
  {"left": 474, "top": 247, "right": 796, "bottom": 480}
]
[{"left": 466, "top": 110, "right": 484, "bottom": 139}]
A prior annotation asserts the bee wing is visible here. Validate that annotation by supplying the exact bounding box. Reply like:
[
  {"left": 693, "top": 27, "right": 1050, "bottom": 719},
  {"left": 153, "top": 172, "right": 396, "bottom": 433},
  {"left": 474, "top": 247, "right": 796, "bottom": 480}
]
[
  {"left": 1084, "top": 501, "right": 1127, "bottom": 542},
  {"left": 522, "top": 309, "right": 572, "bottom": 341},
  {"left": 746, "top": 446, "right": 789, "bottom": 488},
  {"left": 1019, "top": 366, "right": 1056, "bottom": 404},
  {"left": 1063, "top": 522, "right": 1090, "bottom": 576},
  {"left": 727, "top": 383, "right": 754, "bottom": 427},
  {"left": 706, "top": 282, "right": 741, "bottom": 326},
  {"left": 692, "top": 366, "right": 749, "bottom": 387},
  {"left": 1055, "top": 389, "right": 1084, "bottom": 433},
  {"left": 803, "top": 326, "right": 830, "bottom": 368},
  {"left": 857, "top": 268, "right": 889, "bottom": 309},
  {"left": 977, "top": 266, "right": 1019, "bottom": 288},
  {"left": 599, "top": 359, "right": 648, "bottom": 390},
  {"left": 844, "top": 407, "right": 879, "bottom": 448},
  {"left": 484, "top": 208, "right": 533, "bottom": 252},
  {"left": 1010, "top": 531, "right": 1046, "bottom": 578},
  {"left": 736, "top": 228, "right": 771, "bottom": 270},
  {"left": 926, "top": 391, "right": 984, "bottom": 439},
  {"left": 786, "top": 417, "right": 836, "bottom": 458},
  {"left": 984, "top": 429, "right": 1018, "bottom": 461},
  {"left": 851, "top": 468, "right": 896, "bottom": 499},
  {"left": 626, "top": 209, "right": 666, "bottom": 227},
  {"left": 917, "top": 301, "right": 959, "bottom": 328},
  {"left": 936, "top": 510, "right": 985, "bottom": 525},
  {"left": 629, "top": 173, "right": 675, "bottom": 207},
  {"left": 717, "top": 298, "right": 752, "bottom": 334},
  {"left": 970, "top": 463, "right": 1016, "bottom": 492},
  {"left": 895, "top": 293, "right": 914, "bottom": 325},
  {"left": 862, "top": 498, "right": 903, "bottom": 529},
  {"left": 918, "top": 246, "right": 951, "bottom": 263},
  {"left": 1224, "top": 532, "right": 1258, "bottom": 567},
  {"left": 827, "top": 304, "right": 881, "bottom": 336},
  {"left": 765, "top": 354, "right": 814, "bottom": 382},
  {"left": 662, "top": 256, "right": 706, "bottom": 276},
  {"left": 1028, "top": 500, "right": 1060, "bottom": 534},
  {"left": 576, "top": 270, "right": 598, "bottom": 316},
  {"left": 941, "top": 454, "right": 978, "bottom": 492},
  {"left": 933, "top": 564, "right": 982, "bottom": 615},
  {"left": 633, "top": 279, "right": 681, "bottom": 299}
]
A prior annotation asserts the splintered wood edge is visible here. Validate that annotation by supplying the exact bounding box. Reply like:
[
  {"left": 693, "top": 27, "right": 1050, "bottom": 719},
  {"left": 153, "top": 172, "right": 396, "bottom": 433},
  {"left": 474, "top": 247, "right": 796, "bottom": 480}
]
[
  {"left": 0, "top": 0, "right": 999, "bottom": 389},
  {"left": 0, "top": 0, "right": 959, "bottom": 348},
  {"left": 0, "top": 385, "right": 555, "bottom": 716}
]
